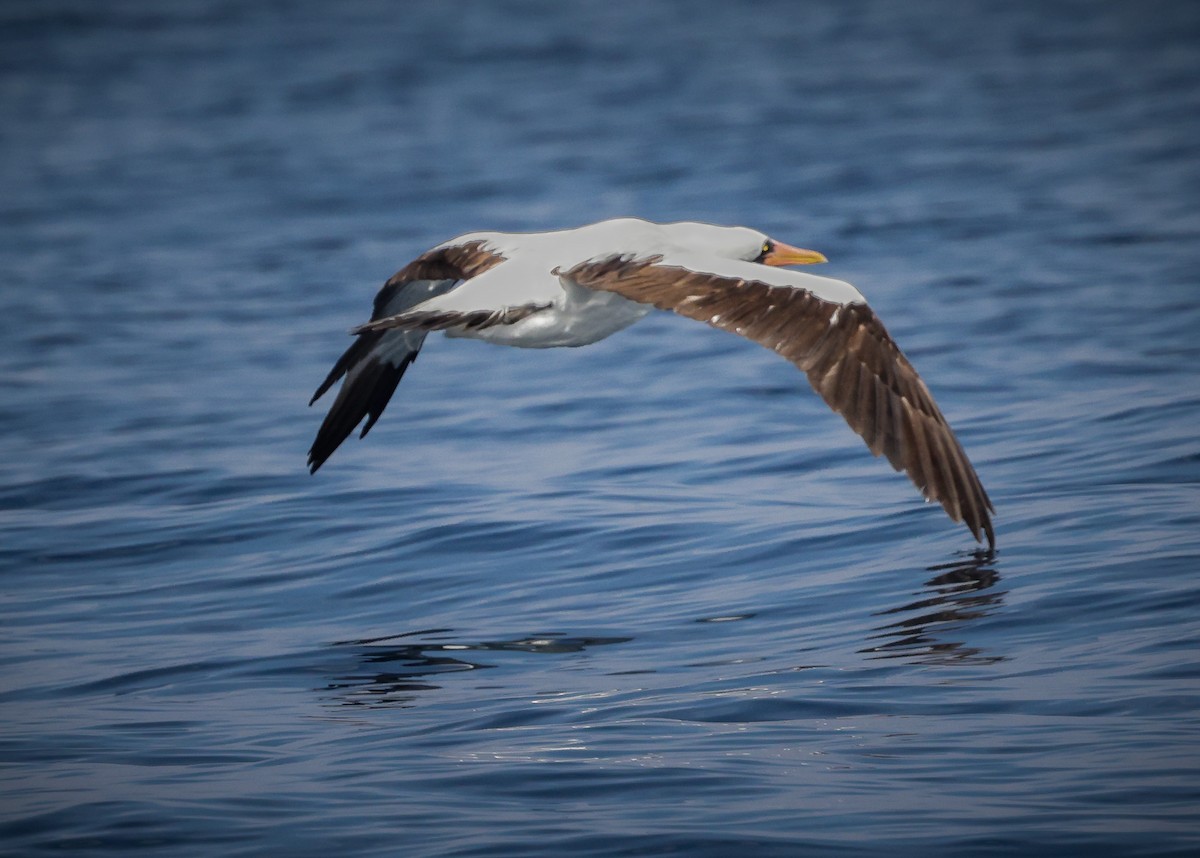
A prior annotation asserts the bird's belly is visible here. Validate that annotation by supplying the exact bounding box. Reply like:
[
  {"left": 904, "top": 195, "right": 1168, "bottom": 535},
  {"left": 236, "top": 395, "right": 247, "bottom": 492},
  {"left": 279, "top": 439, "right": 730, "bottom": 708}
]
[{"left": 447, "top": 291, "right": 652, "bottom": 349}]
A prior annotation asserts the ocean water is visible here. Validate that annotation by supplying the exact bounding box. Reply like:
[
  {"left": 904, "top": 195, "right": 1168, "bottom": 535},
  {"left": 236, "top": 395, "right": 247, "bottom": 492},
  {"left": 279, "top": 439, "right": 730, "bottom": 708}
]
[{"left": 2, "top": 0, "right": 1199, "bottom": 855}]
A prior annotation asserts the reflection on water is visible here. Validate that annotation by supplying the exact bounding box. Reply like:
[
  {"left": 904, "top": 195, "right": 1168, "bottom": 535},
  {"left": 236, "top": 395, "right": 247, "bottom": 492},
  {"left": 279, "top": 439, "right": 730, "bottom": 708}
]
[
  {"left": 861, "top": 552, "right": 1005, "bottom": 665},
  {"left": 322, "top": 556, "right": 1005, "bottom": 710},
  {"left": 325, "top": 631, "right": 632, "bottom": 707}
]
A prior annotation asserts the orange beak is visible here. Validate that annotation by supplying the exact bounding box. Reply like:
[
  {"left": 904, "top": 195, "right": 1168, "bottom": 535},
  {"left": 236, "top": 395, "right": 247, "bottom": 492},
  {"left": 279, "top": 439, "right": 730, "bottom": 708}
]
[{"left": 764, "top": 241, "right": 827, "bottom": 266}]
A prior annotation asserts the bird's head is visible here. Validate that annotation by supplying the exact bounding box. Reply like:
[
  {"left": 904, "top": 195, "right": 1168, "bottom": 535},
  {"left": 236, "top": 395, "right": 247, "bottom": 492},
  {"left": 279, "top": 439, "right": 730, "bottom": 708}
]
[{"left": 662, "top": 222, "right": 827, "bottom": 266}]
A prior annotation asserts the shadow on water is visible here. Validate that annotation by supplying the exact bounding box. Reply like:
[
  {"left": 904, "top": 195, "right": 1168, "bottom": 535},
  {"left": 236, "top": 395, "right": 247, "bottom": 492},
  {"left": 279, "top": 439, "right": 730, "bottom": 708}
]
[
  {"left": 322, "top": 630, "right": 632, "bottom": 708},
  {"left": 860, "top": 551, "right": 1006, "bottom": 665}
]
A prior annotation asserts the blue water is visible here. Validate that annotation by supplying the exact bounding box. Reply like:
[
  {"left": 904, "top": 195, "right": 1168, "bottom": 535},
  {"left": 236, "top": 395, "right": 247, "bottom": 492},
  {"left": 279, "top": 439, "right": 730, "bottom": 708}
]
[{"left": 3, "top": 1, "right": 1199, "bottom": 855}]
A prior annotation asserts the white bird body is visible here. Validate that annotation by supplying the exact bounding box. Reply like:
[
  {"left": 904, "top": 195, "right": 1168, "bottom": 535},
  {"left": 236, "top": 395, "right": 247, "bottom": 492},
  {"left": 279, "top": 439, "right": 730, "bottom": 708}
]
[
  {"left": 447, "top": 278, "right": 650, "bottom": 348},
  {"left": 308, "top": 217, "right": 994, "bottom": 547},
  {"left": 417, "top": 219, "right": 865, "bottom": 348}
]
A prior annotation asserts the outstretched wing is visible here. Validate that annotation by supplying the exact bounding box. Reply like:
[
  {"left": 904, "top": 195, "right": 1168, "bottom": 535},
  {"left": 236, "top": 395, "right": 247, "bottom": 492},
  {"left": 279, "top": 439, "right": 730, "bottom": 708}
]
[
  {"left": 307, "top": 241, "right": 505, "bottom": 472},
  {"left": 562, "top": 254, "right": 995, "bottom": 548}
]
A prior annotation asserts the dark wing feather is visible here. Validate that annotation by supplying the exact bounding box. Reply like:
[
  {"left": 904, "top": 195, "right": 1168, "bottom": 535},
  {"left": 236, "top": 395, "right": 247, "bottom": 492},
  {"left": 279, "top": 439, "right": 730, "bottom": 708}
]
[
  {"left": 351, "top": 302, "right": 552, "bottom": 335},
  {"left": 307, "top": 241, "right": 505, "bottom": 473},
  {"left": 563, "top": 256, "right": 995, "bottom": 548},
  {"left": 306, "top": 328, "right": 426, "bottom": 473}
]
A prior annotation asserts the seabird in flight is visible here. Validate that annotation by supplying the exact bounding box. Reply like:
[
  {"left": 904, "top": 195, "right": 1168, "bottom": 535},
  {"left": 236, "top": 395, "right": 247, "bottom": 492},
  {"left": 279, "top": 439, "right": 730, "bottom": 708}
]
[{"left": 308, "top": 218, "right": 995, "bottom": 548}]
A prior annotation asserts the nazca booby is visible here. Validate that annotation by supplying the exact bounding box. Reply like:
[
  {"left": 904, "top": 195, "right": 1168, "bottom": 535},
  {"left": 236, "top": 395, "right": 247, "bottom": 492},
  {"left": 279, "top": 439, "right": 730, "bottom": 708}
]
[{"left": 308, "top": 218, "right": 994, "bottom": 548}]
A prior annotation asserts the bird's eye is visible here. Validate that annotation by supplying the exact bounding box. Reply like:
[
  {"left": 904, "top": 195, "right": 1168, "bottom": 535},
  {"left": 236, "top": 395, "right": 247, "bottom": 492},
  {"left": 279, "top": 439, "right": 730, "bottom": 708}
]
[{"left": 762, "top": 242, "right": 771, "bottom": 255}]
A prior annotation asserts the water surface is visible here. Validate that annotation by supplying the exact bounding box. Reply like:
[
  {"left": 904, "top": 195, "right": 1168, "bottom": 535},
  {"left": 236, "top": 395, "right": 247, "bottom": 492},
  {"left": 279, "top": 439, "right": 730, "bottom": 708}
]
[{"left": 2, "top": 1, "right": 1199, "bottom": 855}]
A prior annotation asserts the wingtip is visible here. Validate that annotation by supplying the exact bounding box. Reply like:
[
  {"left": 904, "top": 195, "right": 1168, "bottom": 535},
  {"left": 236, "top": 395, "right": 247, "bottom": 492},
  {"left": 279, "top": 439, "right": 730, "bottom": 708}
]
[
  {"left": 969, "top": 512, "right": 997, "bottom": 552},
  {"left": 306, "top": 449, "right": 323, "bottom": 474}
]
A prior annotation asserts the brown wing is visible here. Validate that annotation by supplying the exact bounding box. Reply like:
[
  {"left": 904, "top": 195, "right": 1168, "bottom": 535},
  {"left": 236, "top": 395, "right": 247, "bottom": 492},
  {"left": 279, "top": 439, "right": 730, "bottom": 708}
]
[
  {"left": 307, "top": 241, "right": 505, "bottom": 472},
  {"left": 563, "top": 255, "right": 995, "bottom": 548}
]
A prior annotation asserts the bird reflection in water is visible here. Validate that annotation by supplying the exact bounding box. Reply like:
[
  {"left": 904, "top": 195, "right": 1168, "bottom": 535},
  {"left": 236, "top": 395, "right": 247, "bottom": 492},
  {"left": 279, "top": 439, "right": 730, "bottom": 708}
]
[
  {"left": 323, "top": 631, "right": 631, "bottom": 708},
  {"left": 860, "top": 552, "right": 1005, "bottom": 665},
  {"left": 322, "top": 556, "right": 1003, "bottom": 706}
]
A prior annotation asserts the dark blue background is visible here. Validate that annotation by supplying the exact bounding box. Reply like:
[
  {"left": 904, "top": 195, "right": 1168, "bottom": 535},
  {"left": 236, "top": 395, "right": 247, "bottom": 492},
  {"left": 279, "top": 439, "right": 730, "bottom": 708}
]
[{"left": 2, "top": 1, "right": 1199, "bottom": 855}]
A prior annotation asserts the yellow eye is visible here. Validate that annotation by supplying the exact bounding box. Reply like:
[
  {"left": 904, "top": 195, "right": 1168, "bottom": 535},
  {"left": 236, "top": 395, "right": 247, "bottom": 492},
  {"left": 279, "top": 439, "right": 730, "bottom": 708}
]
[{"left": 762, "top": 242, "right": 771, "bottom": 254}]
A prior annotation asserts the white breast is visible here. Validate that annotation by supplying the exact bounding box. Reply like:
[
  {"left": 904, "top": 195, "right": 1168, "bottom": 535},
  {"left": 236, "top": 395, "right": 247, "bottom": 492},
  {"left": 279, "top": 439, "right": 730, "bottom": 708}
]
[{"left": 447, "top": 276, "right": 651, "bottom": 348}]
